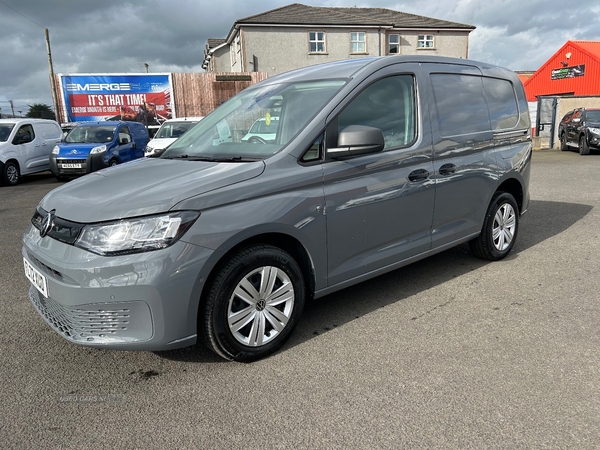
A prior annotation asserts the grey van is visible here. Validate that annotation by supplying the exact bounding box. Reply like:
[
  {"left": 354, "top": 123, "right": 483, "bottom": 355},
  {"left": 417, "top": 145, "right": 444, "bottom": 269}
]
[{"left": 22, "top": 56, "right": 531, "bottom": 361}]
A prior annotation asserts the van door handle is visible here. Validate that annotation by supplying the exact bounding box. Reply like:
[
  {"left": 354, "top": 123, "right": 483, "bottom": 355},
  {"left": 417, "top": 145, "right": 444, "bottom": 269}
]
[
  {"left": 408, "top": 168, "right": 430, "bottom": 182},
  {"left": 439, "top": 163, "right": 457, "bottom": 176}
]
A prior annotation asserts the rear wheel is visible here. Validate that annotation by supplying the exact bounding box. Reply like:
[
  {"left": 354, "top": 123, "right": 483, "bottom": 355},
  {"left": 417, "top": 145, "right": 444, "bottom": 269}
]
[
  {"left": 579, "top": 136, "right": 590, "bottom": 155},
  {"left": 469, "top": 192, "right": 519, "bottom": 261},
  {"left": 560, "top": 133, "right": 568, "bottom": 151},
  {"left": 2, "top": 161, "right": 20, "bottom": 186},
  {"left": 200, "top": 245, "right": 305, "bottom": 362}
]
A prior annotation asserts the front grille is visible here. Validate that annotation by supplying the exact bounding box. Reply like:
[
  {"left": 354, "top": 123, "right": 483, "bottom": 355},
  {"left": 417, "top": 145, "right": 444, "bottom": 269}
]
[
  {"left": 31, "top": 208, "right": 84, "bottom": 245},
  {"left": 57, "top": 158, "right": 86, "bottom": 164},
  {"left": 29, "top": 287, "right": 131, "bottom": 342}
]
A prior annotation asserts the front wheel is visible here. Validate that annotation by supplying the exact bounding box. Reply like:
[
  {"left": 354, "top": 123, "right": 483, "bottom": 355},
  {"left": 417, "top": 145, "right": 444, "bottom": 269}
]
[
  {"left": 469, "top": 192, "right": 519, "bottom": 261},
  {"left": 200, "top": 245, "right": 306, "bottom": 362},
  {"left": 109, "top": 159, "right": 119, "bottom": 166},
  {"left": 579, "top": 136, "right": 590, "bottom": 155},
  {"left": 2, "top": 161, "right": 20, "bottom": 186},
  {"left": 560, "top": 133, "right": 568, "bottom": 151}
]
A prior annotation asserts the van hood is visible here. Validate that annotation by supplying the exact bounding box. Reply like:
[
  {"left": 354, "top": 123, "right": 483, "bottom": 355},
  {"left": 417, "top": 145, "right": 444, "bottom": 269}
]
[
  {"left": 56, "top": 142, "right": 105, "bottom": 157},
  {"left": 39, "top": 157, "right": 266, "bottom": 222},
  {"left": 147, "top": 137, "right": 177, "bottom": 150}
]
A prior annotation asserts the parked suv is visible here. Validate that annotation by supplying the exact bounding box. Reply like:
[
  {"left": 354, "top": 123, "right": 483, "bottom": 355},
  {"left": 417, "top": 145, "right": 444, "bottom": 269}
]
[
  {"left": 22, "top": 56, "right": 531, "bottom": 361},
  {"left": 50, "top": 121, "right": 148, "bottom": 178},
  {"left": 0, "top": 118, "right": 63, "bottom": 186},
  {"left": 558, "top": 107, "right": 600, "bottom": 155}
]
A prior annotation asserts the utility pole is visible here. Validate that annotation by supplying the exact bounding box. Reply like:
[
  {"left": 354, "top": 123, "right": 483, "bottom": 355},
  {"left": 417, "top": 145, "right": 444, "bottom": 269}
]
[
  {"left": 45, "top": 28, "right": 60, "bottom": 122},
  {"left": 9, "top": 100, "right": 15, "bottom": 116}
]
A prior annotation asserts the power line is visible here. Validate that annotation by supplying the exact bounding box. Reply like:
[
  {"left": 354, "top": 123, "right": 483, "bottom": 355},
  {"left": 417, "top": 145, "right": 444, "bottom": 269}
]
[{"left": 0, "top": 0, "right": 44, "bottom": 28}]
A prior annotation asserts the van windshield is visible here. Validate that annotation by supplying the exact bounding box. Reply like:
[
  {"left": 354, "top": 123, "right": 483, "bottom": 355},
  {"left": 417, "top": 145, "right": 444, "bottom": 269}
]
[
  {"left": 155, "top": 121, "right": 199, "bottom": 139},
  {"left": 0, "top": 124, "right": 15, "bottom": 142},
  {"left": 65, "top": 126, "right": 116, "bottom": 144},
  {"left": 163, "top": 79, "right": 347, "bottom": 160}
]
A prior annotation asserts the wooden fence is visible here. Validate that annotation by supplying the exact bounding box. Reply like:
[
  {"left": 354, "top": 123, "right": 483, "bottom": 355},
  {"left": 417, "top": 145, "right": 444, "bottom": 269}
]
[{"left": 171, "top": 72, "right": 269, "bottom": 118}]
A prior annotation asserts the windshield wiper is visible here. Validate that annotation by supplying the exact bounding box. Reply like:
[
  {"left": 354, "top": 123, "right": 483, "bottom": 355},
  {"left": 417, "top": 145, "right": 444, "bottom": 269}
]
[
  {"left": 211, "top": 156, "right": 262, "bottom": 162},
  {"left": 163, "top": 155, "right": 260, "bottom": 162},
  {"left": 163, "top": 154, "right": 215, "bottom": 161}
]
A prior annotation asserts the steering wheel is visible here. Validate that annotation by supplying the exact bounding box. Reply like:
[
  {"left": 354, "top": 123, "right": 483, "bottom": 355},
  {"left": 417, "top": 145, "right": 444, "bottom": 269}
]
[{"left": 248, "top": 136, "right": 267, "bottom": 144}]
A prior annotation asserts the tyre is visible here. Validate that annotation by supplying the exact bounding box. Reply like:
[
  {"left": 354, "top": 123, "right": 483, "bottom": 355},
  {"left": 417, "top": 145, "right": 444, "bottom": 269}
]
[
  {"left": 560, "top": 133, "right": 568, "bottom": 151},
  {"left": 579, "top": 136, "right": 590, "bottom": 155},
  {"left": 469, "top": 192, "right": 519, "bottom": 261},
  {"left": 201, "top": 245, "right": 305, "bottom": 362},
  {"left": 2, "top": 161, "right": 20, "bottom": 186},
  {"left": 109, "top": 159, "right": 119, "bottom": 166}
]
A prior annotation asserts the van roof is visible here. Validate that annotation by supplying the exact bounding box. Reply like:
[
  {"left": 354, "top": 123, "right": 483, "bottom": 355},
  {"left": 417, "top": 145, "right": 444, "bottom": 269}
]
[{"left": 0, "top": 118, "right": 59, "bottom": 125}]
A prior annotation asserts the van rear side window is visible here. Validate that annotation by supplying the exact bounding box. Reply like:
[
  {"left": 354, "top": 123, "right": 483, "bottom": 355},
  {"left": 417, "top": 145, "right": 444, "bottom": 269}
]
[
  {"left": 430, "top": 74, "right": 520, "bottom": 136},
  {"left": 430, "top": 73, "right": 490, "bottom": 137},
  {"left": 482, "top": 77, "right": 519, "bottom": 130}
]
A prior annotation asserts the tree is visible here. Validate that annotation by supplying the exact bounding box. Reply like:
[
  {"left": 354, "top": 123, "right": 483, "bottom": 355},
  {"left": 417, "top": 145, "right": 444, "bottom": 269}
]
[{"left": 26, "top": 103, "right": 55, "bottom": 120}]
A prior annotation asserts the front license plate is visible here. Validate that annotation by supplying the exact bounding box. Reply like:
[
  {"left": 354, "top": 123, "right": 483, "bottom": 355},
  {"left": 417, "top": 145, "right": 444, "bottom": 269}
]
[
  {"left": 60, "top": 163, "right": 82, "bottom": 168},
  {"left": 24, "top": 258, "right": 48, "bottom": 298}
]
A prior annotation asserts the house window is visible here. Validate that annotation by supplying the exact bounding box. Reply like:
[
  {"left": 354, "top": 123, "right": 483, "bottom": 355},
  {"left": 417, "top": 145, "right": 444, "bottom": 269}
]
[
  {"left": 388, "top": 34, "right": 399, "bottom": 54},
  {"left": 350, "top": 32, "right": 366, "bottom": 53},
  {"left": 418, "top": 34, "right": 435, "bottom": 48},
  {"left": 309, "top": 31, "right": 326, "bottom": 53}
]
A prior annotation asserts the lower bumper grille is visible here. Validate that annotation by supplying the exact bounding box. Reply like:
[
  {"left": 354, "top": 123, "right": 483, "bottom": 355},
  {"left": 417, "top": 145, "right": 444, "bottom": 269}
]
[{"left": 28, "top": 286, "right": 152, "bottom": 343}]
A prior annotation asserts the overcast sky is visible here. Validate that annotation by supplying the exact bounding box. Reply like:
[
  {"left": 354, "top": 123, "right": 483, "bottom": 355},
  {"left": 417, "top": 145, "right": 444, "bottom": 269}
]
[{"left": 1, "top": 0, "right": 598, "bottom": 116}]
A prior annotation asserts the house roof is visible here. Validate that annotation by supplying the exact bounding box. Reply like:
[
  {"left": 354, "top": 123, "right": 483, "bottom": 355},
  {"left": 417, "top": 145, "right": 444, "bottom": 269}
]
[
  {"left": 207, "top": 38, "right": 226, "bottom": 49},
  {"left": 237, "top": 3, "right": 476, "bottom": 30}
]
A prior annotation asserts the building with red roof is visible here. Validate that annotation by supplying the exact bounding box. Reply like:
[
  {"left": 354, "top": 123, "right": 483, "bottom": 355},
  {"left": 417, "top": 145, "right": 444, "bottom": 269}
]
[{"left": 524, "top": 41, "right": 600, "bottom": 102}]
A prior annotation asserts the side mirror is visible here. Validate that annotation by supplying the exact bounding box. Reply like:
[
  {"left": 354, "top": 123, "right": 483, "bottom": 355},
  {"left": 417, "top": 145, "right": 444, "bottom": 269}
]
[
  {"left": 119, "top": 137, "right": 129, "bottom": 145},
  {"left": 328, "top": 125, "right": 385, "bottom": 159}
]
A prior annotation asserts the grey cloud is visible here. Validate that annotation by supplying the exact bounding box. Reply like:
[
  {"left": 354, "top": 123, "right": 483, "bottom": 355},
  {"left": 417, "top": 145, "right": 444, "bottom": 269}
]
[{"left": 0, "top": 0, "right": 593, "bottom": 112}]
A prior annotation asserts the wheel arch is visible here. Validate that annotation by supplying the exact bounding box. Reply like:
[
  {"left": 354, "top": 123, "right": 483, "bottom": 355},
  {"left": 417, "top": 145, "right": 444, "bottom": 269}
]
[
  {"left": 197, "top": 231, "right": 316, "bottom": 321},
  {"left": 496, "top": 178, "right": 524, "bottom": 214}
]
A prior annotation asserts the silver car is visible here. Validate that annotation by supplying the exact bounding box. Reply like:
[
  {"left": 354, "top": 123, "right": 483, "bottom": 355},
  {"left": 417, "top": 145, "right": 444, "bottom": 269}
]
[{"left": 22, "top": 56, "right": 531, "bottom": 361}]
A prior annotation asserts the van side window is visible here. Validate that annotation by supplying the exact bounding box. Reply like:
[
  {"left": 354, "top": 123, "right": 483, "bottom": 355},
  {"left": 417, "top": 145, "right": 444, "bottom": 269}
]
[
  {"left": 483, "top": 78, "right": 519, "bottom": 130},
  {"left": 119, "top": 126, "right": 131, "bottom": 144},
  {"left": 430, "top": 74, "right": 490, "bottom": 136},
  {"left": 338, "top": 75, "right": 416, "bottom": 150},
  {"left": 13, "top": 124, "right": 35, "bottom": 144},
  {"left": 301, "top": 135, "right": 323, "bottom": 162}
]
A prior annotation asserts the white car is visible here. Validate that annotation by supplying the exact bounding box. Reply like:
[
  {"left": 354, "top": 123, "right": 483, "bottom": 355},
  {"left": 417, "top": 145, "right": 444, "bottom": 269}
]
[
  {"left": 0, "top": 118, "right": 63, "bottom": 185},
  {"left": 241, "top": 117, "right": 279, "bottom": 143},
  {"left": 145, "top": 117, "right": 203, "bottom": 157}
]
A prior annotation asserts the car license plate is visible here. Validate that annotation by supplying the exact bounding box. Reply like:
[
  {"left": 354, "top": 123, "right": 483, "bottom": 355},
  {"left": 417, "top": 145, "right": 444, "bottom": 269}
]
[
  {"left": 24, "top": 258, "right": 48, "bottom": 298},
  {"left": 60, "top": 163, "right": 82, "bottom": 168}
]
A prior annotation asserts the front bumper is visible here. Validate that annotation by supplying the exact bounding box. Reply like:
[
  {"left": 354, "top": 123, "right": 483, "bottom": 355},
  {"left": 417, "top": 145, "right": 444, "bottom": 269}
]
[
  {"left": 50, "top": 153, "right": 109, "bottom": 176},
  {"left": 22, "top": 223, "right": 215, "bottom": 351},
  {"left": 587, "top": 133, "right": 600, "bottom": 149}
]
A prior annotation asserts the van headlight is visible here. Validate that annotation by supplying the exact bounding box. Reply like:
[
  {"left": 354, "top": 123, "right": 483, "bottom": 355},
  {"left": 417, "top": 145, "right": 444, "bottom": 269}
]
[
  {"left": 75, "top": 211, "right": 199, "bottom": 256},
  {"left": 52, "top": 145, "right": 60, "bottom": 155},
  {"left": 90, "top": 144, "right": 107, "bottom": 154}
]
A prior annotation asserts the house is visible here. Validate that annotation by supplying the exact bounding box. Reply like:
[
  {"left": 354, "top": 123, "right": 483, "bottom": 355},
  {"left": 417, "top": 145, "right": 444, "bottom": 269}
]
[
  {"left": 523, "top": 40, "right": 600, "bottom": 102},
  {"left": 202, "top": 3, "right": 475, "bottom": 75}
]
